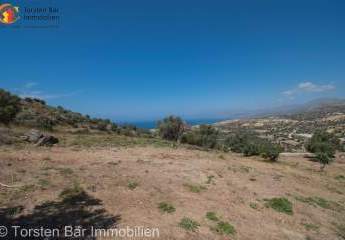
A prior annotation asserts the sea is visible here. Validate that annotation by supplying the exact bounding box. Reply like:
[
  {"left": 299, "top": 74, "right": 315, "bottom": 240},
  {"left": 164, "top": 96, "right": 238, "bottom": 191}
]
[{"left": 118, "top": 118, "right": 226, "bottom": 129}]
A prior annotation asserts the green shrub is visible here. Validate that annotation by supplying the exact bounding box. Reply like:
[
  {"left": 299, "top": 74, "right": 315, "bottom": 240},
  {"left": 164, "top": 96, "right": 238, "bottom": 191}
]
[
  {"left": 206, "top": 211, "right": 219, "bottom": 221},
  {"left": 178, "top": 217, "right": 200, "bottom": 231},
  {"left": 243, "top": 142, "right": 260, "bottom": 156},
  {"left": 306, "top": 130, "right": 340, "bottom": 153},
  {"left": 260, "top": 142, "right": 282, "bottom": 161},
  {"left": 181, "top": 131, "right": 201, "bottom": 146},
  {"left": 265, "top": 197, "right": 293, "bottom": 215},
  {"left": 249, "top": 202, "right": 258, "bottom": 209},
  {"left": 0, "top": 89, "right": 21, "bottom": 124},
  {"left": 212, "top": 221, "right": 236, "bottom": 236},
  {"left": 157, "top": 116, "right": 185, "bottom": 141},
  {"left": 224, "top": 130, "right": 254, "bottom": 153},
  {"left": 306, "top": 130, "right": 339, "bottom": 170},
  {"left": 127, "top": 181, "right": 139, "bottom": 190},
  {"left": 335, "top": 175, "right": 345, "bottom": 181},
  {"left": 181, "top": 125, "right": 219, "bottom": 148},
  {"left": 158, "top": 202, "right": 176, "bottom": 213},
  {"left": 302, "top": 223, "right": 319, "bottom": 231},
  {"left": 225, "top": 131, "right": 282, "bottom": 161}
]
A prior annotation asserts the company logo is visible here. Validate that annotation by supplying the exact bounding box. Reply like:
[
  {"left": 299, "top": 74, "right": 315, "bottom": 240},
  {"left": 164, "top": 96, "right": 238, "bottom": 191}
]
[{"left": 0, "top": 3, "right": 19, "bottom": 24}]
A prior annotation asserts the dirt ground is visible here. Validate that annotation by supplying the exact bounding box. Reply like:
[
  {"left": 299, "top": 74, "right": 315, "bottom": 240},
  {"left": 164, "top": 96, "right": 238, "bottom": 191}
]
[{"left": 0, "top": 142, "right": 344, "bottom": 240}]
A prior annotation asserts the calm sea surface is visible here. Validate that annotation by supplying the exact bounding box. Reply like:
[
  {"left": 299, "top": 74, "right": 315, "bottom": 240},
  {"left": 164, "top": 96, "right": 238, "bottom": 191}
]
[{"left": 118, "top": 118, "right": 227, "bottom": 129}]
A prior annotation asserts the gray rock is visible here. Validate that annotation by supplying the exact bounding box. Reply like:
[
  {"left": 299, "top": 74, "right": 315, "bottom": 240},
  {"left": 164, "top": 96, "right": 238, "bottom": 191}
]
[
  {"left": 25, "top": 129, "right": 43, "bottom": 143},
  {"left": 35, "top": 135, "right": 59, "bottom": 146},
  {"left": 23, "top": 129, "right": 59, "bottom": 146}
]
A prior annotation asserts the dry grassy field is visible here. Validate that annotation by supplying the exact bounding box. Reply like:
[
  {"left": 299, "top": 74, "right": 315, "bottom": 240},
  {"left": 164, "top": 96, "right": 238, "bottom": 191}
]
[{"left": 1, "top": 134, "right": 345, "bottom": 240}]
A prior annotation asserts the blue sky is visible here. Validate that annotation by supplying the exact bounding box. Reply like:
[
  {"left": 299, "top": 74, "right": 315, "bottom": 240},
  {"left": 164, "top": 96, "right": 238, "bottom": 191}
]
[{"left": 1, "top": 0, "right": 345, "bottom": 121}]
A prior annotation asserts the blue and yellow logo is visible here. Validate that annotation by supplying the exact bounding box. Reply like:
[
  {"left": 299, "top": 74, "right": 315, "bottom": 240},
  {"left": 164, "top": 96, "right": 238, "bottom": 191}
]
[{"left": 0, "top": 3, "right": 19, "bottom": 24}]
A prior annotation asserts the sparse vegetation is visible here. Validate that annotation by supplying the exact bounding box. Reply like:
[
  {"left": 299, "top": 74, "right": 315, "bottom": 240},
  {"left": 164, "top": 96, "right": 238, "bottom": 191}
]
[
  {"left": 59, "top": 182, "right": 83, "bottom": 199},
  {"left": 38, "top": 179, "right": 51, "bottom": 189},
  {"left": 0, "top": 89, "right": 153, "bottom": 137},
  {"left": 178, "top": 217, "right": 200, "bottom": 231},
  {"left": 158, "top": 202, "right": 176, "bottom": 213},
  {"left": 0, "top": 88, "right": 344, "bottom": 240},
  {"left": 295, "top": 195, "right": 342, "bottom": 210},
  {"left": 206, "top": 210, "right": 236, "bottom": 236},
  {"left": 250, "top": 202, "right": 258, "bottom": 209},
  {"left": 6, "top": 206, "right": 23, "bottom": 216},
  {"left": 63, "top": 133, "right": 169, "bottom": 148},
  {"left": 128, "top": 181, "right": 139, "bottom": 190},
  {"left": 184, "top": 183, "right": 207, "bottom": 193},
  {"left": 206, "top": 211, "right": 219, "bottom": 221},
  {"left": 206, "top": 175, "right": 215, "bottom": 184},
  {"left": 335, "top": 175, "right": 345, "bottom": 181},
  {"left": 212, "top": 221, "right": 236, "bottom": 236},
  {"left": 264, "top": 197, "right": 293, "bottom": 215},
  {"left": 302, "top": 223, "right": 319, "bottom": 231}
]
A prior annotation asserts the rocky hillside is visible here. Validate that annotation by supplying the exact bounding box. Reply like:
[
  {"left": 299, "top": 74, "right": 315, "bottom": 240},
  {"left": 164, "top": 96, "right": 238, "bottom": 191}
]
[
  {"left": 14, "top": 97, "right": 117, "bottom": 132},
  {"left": 0, "top": 88, "right": 153, "bottom": 135},
  {"left": 0, "top": 88, "right": 149, "bottom": 145}
]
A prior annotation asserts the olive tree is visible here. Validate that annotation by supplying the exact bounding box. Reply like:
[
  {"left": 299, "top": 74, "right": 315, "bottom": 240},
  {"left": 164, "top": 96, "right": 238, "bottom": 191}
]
[{"left": 157, "top": 116, "right": 185, "bottom": 141}]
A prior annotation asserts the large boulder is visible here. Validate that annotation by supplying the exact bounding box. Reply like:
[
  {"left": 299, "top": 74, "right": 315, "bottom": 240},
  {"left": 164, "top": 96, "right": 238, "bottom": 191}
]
[
  {"left": 24, "top": 129, "right": 43, "bottom": 143},
  {"left": 23, "top": 129, "right": 59, "bottom": 146}
]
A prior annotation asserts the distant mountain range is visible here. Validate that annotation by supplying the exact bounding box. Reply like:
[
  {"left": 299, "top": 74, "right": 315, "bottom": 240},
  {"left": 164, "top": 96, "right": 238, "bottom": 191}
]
[
  {"left": 217, "top": 98, "right": 345, "bottom": 121},
  {"left": 259, "top": 98, "right": 345, "bottom": 120}
]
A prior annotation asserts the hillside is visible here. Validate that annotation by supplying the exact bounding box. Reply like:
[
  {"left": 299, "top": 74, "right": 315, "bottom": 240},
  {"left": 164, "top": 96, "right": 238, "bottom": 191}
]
[
  {"left": 14, "top": 97, "right": 118, "bottom": 132},
  {"left": 1, "top": 89, "right": 345, "bottom": 239},
  {"left": 215, "top": 99, "right": 345, "bottom": 152},
  {"left": 0, "top": 89, "right": 151, "bottom": 146}
]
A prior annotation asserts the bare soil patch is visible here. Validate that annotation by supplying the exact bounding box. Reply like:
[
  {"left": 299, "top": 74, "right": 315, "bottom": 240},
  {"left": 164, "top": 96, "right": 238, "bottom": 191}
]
[{"left": 1, "top": 141, "right": 344, "bottom": 239}]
